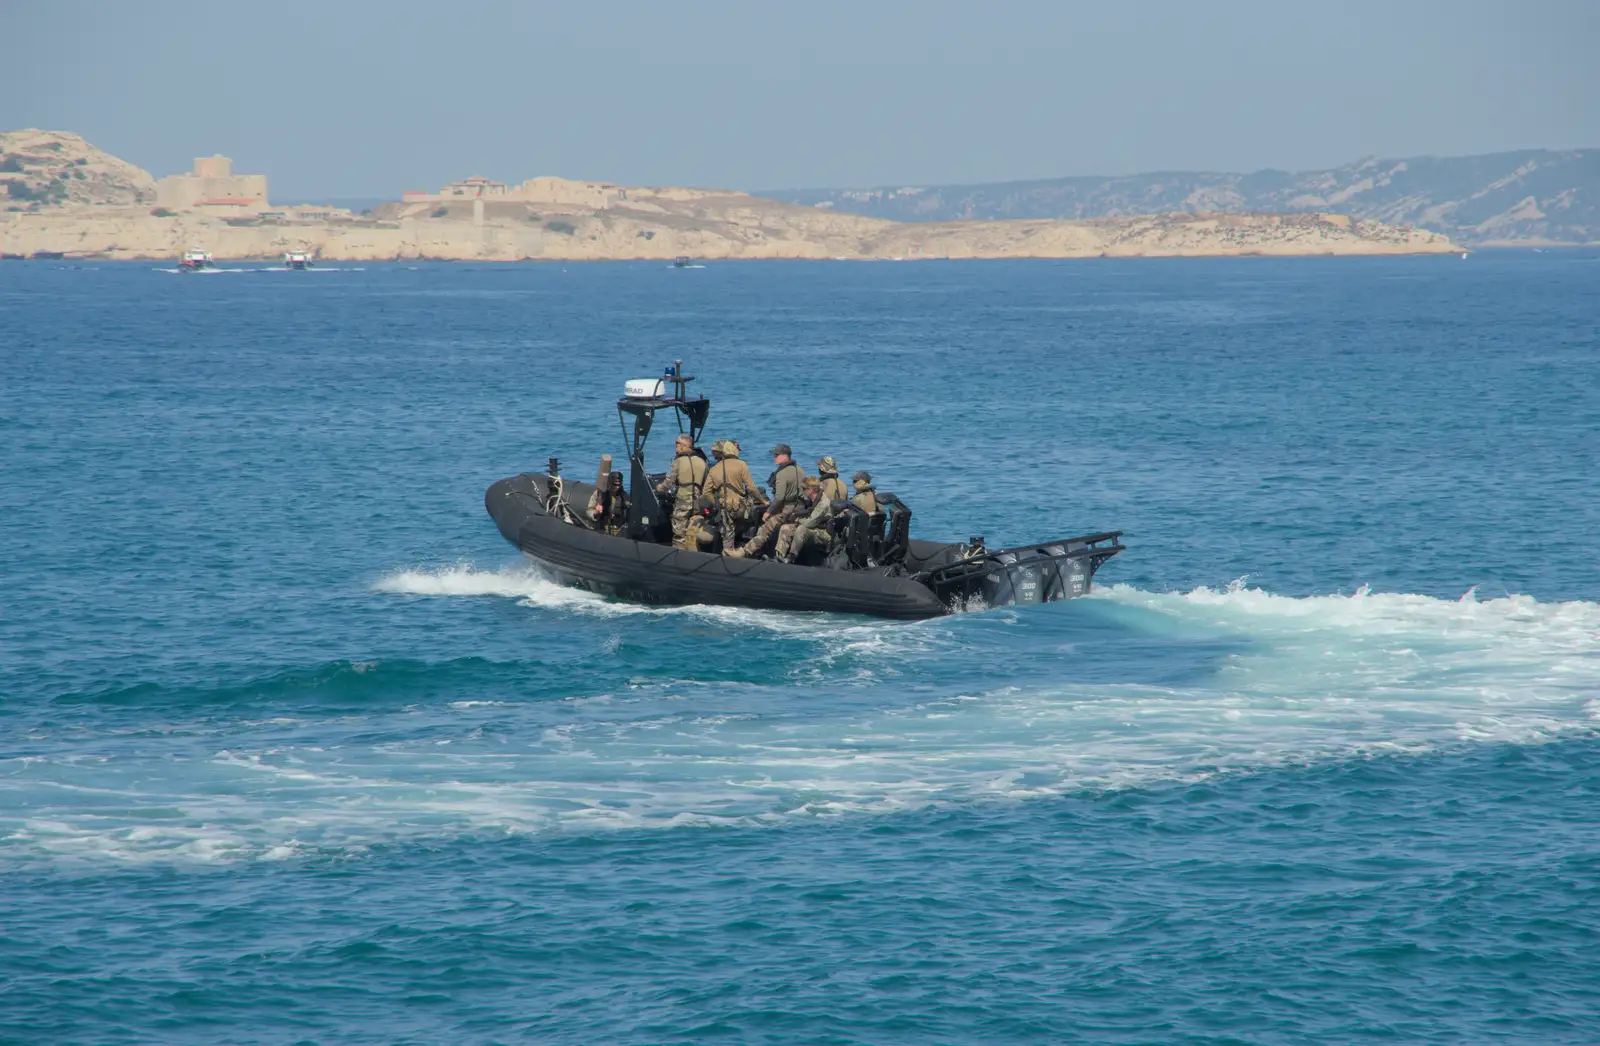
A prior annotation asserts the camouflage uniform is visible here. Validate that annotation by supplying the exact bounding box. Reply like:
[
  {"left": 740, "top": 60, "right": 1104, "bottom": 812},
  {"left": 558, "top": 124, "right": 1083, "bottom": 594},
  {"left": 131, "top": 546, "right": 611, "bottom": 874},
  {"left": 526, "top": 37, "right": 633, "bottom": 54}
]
[
  {"left": 702, "top": 440, "right": 766, "bottom": 541},
  {"left": 816, "top": 456, "right": 848, "bottom": 504},
  {"left": 675, "top": 496, "right": 720, "bottom": 552},
  {"left": 737, "top": 498, "right": 809, "bottom": 559},
  {"left": 586, "top": 480, "right": 631, "bottom": 536},
  {"left": 766, "top": 447, "right": 805, "bottom": 516},
  {"left": 656, "top": 438, "right": 708, "bottom": 543},
  {"left": 727, "top": 444, "right": 805, "bottom": 558},
  {"left": 776, "top": 480, "right": 836, "bottom": 562},
  {"left": 850, "top": 471, "right": 879, "bottom": 515}
]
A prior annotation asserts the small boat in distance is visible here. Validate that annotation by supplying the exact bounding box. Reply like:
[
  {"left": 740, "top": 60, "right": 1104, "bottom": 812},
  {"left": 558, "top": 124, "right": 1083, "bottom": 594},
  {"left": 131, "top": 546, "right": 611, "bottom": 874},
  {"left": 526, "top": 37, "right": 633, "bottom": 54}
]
[
  {"left": 178, "top": 249, "right": 214, "bottom": 271},
  {"left": 283, "top": 250, "right": 315, "bottom": 270},
  {"left": 673, "top": 255, "right": 691, "bottom": 268}
]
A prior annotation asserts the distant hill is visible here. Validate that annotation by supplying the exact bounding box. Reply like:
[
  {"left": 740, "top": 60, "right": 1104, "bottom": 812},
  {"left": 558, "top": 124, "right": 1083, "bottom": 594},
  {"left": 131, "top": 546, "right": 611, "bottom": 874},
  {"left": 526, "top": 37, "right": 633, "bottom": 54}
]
[
  {"left": 2, "top": 128, "right": 1459, "bottom": 261},
  {"left": 770, "top": 150, "right": 1599, "bottom": 245},
  {"left": 0, "top": 129, "right": 155, "bottom": 208}
]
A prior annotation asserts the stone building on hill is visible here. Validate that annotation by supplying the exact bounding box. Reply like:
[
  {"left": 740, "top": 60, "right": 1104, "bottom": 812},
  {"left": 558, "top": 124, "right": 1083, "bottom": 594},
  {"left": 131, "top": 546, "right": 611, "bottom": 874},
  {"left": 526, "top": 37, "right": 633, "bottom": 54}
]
[{"left": 155, "top": 155, "right": 269, "bottom": 212}]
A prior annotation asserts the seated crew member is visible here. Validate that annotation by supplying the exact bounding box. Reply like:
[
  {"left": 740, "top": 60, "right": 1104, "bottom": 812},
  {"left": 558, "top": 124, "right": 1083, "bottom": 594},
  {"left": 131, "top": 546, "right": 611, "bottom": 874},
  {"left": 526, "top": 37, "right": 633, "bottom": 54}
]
[
  {"left": 587, "top": 471, "right": 630, "bottom": 536},
  {"left": 725, "top": 443, "right": 806, "bottom": 559},
  {"left": 776, "top": 477, "right": 837, "bottom": 563},
  {"left": 850, "top": 471, "right": 879, "bottom": 515},
  {"left": 702, "top": 439, "right": 766, "bottom": 544},
  {"left": 655, "top": 433, "right": 708, "bottom": 544},
  {"left": 816, "top": 456, "right": 848, "bottom": 503},
  {"left": 676, "top": 495, "right": 720, "bottom": 552}
]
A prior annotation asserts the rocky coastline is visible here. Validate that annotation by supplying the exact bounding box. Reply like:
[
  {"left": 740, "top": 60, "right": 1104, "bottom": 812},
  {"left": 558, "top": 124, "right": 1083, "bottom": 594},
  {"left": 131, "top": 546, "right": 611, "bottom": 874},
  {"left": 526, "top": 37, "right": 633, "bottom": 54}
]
[{"left": 1, "top": 130, "right": 1460, "bottom": 262}]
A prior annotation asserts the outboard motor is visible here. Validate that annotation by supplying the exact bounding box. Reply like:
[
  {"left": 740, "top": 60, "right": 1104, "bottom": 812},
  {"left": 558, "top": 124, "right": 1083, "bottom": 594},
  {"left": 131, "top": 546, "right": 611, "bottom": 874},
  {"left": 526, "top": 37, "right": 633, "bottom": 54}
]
[{"left": 915, "top": 532, "right": 1123, "bottom": 609}]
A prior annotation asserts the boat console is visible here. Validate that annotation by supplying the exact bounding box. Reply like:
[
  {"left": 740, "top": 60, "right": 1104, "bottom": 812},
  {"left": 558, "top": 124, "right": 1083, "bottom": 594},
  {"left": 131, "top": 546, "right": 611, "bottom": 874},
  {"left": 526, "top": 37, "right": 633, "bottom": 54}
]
[{"left": 615, "top": 361, "right": 708, "bottom": 541}]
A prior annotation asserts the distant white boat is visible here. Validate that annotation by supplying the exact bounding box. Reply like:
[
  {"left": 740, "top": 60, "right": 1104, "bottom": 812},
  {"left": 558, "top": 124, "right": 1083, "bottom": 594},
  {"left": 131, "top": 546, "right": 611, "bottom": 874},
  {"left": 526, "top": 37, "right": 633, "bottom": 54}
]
[
  {"left": 283, "top": 250, "right": 315, "bottom": 270},
  {"left": 178, "top": 249, "right": 213, "bottom": 271}
]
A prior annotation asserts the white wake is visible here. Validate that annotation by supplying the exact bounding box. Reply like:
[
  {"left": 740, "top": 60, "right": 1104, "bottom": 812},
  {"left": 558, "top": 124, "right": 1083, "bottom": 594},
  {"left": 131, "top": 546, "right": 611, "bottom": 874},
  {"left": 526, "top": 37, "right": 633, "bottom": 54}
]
[{"left": 7, "top": 575, "right": 1596, "bottom": 863}]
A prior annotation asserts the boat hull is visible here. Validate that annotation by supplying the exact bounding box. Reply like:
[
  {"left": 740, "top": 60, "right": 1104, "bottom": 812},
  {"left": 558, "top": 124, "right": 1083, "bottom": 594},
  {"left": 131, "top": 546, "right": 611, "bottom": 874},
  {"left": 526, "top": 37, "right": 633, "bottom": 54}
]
[
  {"left": 488, "top": 474, "right": 953, "bottom": 618},
  {"left": 487, "top": 474, "right": 1123, "bottom": 620}
]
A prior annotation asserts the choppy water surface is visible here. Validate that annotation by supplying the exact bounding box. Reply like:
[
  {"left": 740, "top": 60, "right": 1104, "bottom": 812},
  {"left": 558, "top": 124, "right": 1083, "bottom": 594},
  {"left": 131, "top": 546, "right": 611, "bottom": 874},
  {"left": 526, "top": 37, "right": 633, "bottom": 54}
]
[{"left": 2, "top": 256, "right": 1597, "bottom": 1043}]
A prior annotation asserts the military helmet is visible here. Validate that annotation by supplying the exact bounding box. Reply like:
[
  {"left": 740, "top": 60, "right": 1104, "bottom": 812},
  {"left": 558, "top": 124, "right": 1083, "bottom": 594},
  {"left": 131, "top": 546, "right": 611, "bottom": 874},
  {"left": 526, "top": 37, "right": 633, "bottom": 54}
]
[
  {"left": 724, "top": 440, "right": 742, "bottom": 458},
  {"left": 852, "top": 470, "right": 871, "bottom": 486},
  {"left": 816, "top": 456, "right": 837, "bottom": 473},
  {"left": 709, "top": 438, "right": 726, "bottom": 455}
]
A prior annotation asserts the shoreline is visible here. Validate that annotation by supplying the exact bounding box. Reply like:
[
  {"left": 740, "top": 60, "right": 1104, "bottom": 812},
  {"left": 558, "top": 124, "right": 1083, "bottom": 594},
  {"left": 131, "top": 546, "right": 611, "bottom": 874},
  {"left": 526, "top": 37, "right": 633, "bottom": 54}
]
[
  {"left": 1, "top": 207, "right": 1460, "bottom": 264},
  {"left": 5, "top": 250, "right": 1474, "bottom": 264}
]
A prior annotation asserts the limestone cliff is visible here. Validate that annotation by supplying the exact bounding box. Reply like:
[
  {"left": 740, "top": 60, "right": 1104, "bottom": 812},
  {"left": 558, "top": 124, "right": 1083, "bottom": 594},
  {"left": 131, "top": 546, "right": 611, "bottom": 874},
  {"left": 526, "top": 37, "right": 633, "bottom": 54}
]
[{"left": 0, "top": 131, "right": 1459, "bottom": 260}]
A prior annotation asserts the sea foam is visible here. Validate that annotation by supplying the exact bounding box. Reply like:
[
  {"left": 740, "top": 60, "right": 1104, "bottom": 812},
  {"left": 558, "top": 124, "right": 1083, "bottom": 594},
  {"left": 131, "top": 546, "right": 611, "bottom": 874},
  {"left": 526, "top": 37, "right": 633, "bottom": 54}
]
[{"left": 7, "top": 575, "right": 1596, "bottom": 865}]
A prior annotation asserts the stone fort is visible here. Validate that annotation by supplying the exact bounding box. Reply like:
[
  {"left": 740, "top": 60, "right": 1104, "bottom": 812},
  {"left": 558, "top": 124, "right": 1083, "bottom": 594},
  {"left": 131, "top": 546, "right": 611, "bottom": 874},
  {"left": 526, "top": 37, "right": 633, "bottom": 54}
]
[{"left": 155, "top": 155, "right": 268, "bottom": 212}]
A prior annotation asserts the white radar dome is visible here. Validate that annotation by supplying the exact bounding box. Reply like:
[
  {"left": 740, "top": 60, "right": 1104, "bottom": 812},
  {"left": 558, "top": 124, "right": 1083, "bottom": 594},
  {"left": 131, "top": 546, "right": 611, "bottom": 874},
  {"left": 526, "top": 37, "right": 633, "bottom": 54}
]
[{"left": 624, "top": 378, "right": 665, "bottom": 398}]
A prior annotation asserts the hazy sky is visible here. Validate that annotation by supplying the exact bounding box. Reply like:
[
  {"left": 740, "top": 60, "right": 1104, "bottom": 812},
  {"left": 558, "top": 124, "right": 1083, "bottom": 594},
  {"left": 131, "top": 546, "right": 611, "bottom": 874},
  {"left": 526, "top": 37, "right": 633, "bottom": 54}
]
[{"left": 2, "top": 0, "right": 1595, "bottom": 200}]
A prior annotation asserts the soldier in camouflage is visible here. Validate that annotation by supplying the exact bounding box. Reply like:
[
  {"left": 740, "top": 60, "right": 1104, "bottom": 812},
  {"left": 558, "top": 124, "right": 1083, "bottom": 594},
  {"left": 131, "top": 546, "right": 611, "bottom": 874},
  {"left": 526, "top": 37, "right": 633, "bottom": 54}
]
[
  {"left": 776, "top": 477, "right": 837, "bottom": 563},
  {"left": 586, "top": 471, "right": 631, "bottom": 536},
  {"left": 702, "top": 439, "right": 766, "bottom": 544},
  {"left": 725, "top": 444, "right": 806, "bottom": 559},
  {"left": 765, "top": 444, "right": 804, "bottom": 514},
  {"left": 850, "top": 471, "right": 879, "bottom": 515},
  {"left": 656, "top": 433, "right": 708, "bottom": 544},
  {"left": 816, "top": 456, "right": 848, "bottom": 503}
]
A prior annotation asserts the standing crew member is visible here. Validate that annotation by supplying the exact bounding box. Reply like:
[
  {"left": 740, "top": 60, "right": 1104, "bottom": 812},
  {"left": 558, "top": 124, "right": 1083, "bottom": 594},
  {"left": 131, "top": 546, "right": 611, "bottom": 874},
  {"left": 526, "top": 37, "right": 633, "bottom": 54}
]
[
  {"left": 850, "top": 471, "right": 879, "bottom": 515},
  {"left": 726, "top": 443, "right": 805, "bottom": 559},
  {"left": 816, "top": 457, "right": 848, "bottom": 503},
  {"left": 702, "top": 439, "right": 766, "bottom": 544},
  {"left": 587, "top": 471, "right": 631, "bottom": 536},
  {"left": 656, "top": 433, "right": 707, "bottom": 544}
]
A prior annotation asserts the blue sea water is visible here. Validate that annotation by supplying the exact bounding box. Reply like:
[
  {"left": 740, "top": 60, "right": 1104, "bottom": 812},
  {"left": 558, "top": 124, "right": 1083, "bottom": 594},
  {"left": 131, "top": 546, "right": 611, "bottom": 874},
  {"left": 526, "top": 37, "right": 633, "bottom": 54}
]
[{"left": 1, "top": 253, "right": 1598, "bottom": 1044}]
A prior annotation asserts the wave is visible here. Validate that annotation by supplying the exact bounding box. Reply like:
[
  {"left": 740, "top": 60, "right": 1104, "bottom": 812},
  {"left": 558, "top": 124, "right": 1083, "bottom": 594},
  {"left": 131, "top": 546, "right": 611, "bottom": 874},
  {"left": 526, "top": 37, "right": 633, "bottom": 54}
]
[
  {"left": 8, "top": 576, "right": 1597, "bottom": 864},
  {"left": 1103, "top": 578, "right": 1600, "bottom": 640},
  {"left": 374, "top": 563, "right": 876, "bottom": 635},
  {"left": 49, "top": 655, "right": 560, "bottom": 710}
]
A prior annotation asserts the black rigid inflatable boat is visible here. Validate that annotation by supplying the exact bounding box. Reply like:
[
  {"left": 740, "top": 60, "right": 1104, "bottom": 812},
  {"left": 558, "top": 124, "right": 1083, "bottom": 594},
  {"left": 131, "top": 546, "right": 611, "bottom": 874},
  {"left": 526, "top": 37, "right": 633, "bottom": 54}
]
[{"left": 485, "top": 363, "right": 1125, "bottom": 620}]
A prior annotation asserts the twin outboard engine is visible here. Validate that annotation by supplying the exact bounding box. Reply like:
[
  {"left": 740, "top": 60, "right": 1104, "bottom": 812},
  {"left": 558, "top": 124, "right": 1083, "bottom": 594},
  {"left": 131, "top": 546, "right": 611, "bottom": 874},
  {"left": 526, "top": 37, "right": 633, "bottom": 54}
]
[{"left": 915, "top": 533, "right": 1125, "bottom": 608}]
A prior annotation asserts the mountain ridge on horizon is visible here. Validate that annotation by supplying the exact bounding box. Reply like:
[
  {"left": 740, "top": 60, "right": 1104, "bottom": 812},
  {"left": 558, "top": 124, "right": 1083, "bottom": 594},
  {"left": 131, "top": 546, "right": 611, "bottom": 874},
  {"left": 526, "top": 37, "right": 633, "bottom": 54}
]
[{"left": 766, "top": 148, "right": 1599, "bottom": 245}]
